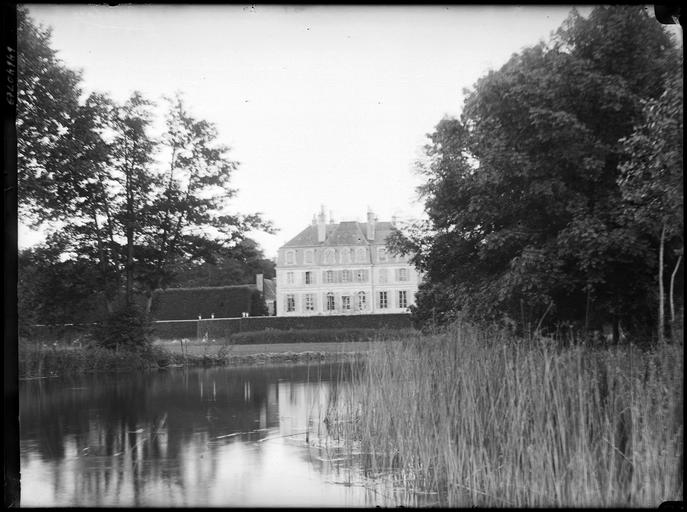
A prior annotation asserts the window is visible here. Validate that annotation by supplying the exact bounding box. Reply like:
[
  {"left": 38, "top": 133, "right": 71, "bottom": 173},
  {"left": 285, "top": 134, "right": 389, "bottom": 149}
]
[
  {"left": 286, "top": 272, "right": 294, "bottom": 285},
  {"left": 398, "top": 268, "right": 409, "bottom": 282},
  {"left": 286, "top": 294, "right": 296, "bottom": 312},
  {"left": 286, "top": 250, "right": 295, "bottom": 265},
  {"left": 304, "top": 250, "right": 314, "bottom": 264},
  {"left": 304, "top": 294, "right": 315, "bottom": 311},
  {"left": 341, "top": 248, "right": 351, "bottom": 264},
  {"left": 326, "top": 293, "right": 335, "bottom": 311},
  {"left": 325, "top": 270, "right": 335, "bottom": 283},
  {"left": 398, "top": 290, "right": 408, "bottom": 309},
  {"left": 378, "top": 291, "right": 388, "bottom": 309},
  {"left": 355, "top": 269, "right": 368, "bottom": 282},
  {"left": 379, "top": 268, "right": 388, "bottom": 284},
  {"left": 377, "top": 247, "right": 388, "bottom": 262},
  {"left": 324, "top": 249, "right": 335, "bottom": 264},
  {"left": 341, "top": 270, "right": 351, "bottom": 283},
  {"left": 341, "top": 295, "right": 351, "bottom": 311},
  {"left": 305, "top": 271, "right": 313, "bottom": 285},
  {"left": 356, "top": 247, "right": 367, "bottom": 262},
  {"left": 356, "top": 291, "right": 367, "bottom": 311}
]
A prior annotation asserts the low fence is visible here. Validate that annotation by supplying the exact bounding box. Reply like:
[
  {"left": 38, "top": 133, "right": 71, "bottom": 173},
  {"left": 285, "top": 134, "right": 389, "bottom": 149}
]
[{"left": 27, "top": 313, "right": 413, "bottom": 343}]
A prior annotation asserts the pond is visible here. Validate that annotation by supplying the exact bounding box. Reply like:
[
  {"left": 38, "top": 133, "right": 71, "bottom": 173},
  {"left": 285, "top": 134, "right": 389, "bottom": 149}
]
[{"left": 19, "top": 362, "right": 429, "bottom": 507}]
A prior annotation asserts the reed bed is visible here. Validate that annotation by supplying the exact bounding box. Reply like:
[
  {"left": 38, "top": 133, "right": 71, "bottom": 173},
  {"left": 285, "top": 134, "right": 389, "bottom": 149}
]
[
  {"left": 324, "top": 324, "right": 683, "bottom": 507},
  {"left": 18, "top": 341, "right": 166, "bottom": 378}
]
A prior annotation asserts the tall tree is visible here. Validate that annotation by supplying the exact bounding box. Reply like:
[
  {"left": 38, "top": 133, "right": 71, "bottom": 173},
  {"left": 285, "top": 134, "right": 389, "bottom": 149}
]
[
  {"left": 619, "top": 68, "right": 683, "bottom": 341},
  {"left": 399, "top": 6, "right": 680, "bottom": 337},
  {"left": 17, "top": 10, "right": 274, "bottom": 343},
  {"left": 135, "top": 95, "right": 273, "bottom": 313},
  {"left": 16, "top": 6, "right": 82, "bottom": 223}
]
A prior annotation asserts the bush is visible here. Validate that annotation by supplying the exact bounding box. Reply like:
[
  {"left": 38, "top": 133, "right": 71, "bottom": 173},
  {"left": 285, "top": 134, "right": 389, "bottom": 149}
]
[{"left": 93, "top": 303, "right": 152, "bottom": 351}]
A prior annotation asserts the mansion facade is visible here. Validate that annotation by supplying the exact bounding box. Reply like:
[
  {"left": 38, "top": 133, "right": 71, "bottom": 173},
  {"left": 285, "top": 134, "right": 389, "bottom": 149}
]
[{"left": 275, "top": 207, "right": 420, "bottom": 316}]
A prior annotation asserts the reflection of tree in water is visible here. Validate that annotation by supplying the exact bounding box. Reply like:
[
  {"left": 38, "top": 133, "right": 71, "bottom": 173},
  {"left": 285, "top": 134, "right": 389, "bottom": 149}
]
[{"left": 20, "top": 362, "right": 347, "bottom": 506}]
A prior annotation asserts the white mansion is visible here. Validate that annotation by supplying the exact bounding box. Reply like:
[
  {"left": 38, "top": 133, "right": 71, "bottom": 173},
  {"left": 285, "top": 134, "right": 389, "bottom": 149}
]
[{"left": 275, "top": 207, "right": 420, "bottom": 316}]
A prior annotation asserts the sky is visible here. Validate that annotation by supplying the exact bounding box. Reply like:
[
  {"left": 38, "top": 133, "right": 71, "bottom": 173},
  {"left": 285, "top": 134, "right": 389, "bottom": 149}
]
[{"left": 18, "top": 4, "right": 606, "bottom": 258}]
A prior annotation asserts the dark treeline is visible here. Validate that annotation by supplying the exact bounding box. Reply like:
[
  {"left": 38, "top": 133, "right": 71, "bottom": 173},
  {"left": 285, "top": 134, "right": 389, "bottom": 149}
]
[{"left": 388, "top": 6, "right": 683, "bottom": 342}]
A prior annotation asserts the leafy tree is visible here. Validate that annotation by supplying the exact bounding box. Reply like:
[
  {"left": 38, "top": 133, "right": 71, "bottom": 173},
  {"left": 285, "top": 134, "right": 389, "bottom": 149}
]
[
  {"left": 18, "top": 245, "right": 101, "bottom": 336},
  {"left": 172, "top": 238, "right": 276, "bottom": 288},
  {"left": 619, "top": 68, "right": 683, "bottom": 341},
  {"left": 16, "top": 6, "right": 82, "bottom": 223},
  {"left": 135, "top": 95, "right": 273, "bottom": 312},
  {"left": 17, "top": 10, "right": 274, "bottom": 346},
  {"left": 399, "top": 6, "right": 680, "bottom": 338}
]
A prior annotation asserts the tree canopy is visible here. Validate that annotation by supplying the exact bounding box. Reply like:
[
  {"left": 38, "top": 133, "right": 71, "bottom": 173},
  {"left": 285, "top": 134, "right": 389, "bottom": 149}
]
[
  {"left": 393, "top": 6, "right": 682, "bottom": 338},
  {"left": 17, "top": 7, "right": 274, "bottom": 343}
]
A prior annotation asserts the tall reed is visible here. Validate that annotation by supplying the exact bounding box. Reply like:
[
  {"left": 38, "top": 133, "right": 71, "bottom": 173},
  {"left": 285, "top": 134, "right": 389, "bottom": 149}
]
[{"left": 325, "top": 324, "right": 683, "bottom": 507}]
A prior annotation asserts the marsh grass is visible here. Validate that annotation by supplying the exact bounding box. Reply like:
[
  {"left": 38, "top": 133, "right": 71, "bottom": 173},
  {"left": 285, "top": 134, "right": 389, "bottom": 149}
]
[
  {"left": 324, "top": 324, "right": 683, "bottom": 507},
  {"left": 18, "top": 340, "right": 166, "bottom": 378}
]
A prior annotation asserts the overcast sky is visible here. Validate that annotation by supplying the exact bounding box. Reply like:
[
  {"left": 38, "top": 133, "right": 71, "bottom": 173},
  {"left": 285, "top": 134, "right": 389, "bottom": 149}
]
[{"left": 19, "top": 4, "right": 605, "bottom": 258}]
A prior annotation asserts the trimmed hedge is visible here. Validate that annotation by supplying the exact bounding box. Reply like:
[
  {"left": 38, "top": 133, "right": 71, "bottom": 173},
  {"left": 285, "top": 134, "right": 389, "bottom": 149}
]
[
  {"left": 197, "top": 313, "right": 413, "bottom": 338},
  {"left": 152, "top": 285, "right": 262, "bottom": 320},
  {"left": 28, "top": 313, "right": 414, "bottom": 343},
  {"left": 227, "top": 328, "right": 415, "bottom": 345}
]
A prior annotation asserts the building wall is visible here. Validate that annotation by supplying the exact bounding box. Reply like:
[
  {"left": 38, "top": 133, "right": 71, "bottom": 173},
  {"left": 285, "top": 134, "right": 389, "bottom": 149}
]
[{"left": 275, "top": 244, "right": 420, "bottom": 316}]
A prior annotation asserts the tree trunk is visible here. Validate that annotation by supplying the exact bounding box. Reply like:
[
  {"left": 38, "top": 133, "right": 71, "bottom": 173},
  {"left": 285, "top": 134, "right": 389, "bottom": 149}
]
[
  {"left": 658, "top": 223, "right": 666, "bottom": 344},
  {"left": 125, "top": 173, "right": 134, "bottom": 305},
  {"left": 146, "top": 293, "right": 154, "bottom": 315},
  {"left": 669, "top": 254, "right": 682, "bottom": 323}
]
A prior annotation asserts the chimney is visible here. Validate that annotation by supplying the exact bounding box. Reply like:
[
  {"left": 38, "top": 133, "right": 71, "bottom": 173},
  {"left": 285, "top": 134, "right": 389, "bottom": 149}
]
[
  {"left": 311, "top": 214, "right": 317, "bottom": 226},
  {"left": 256, "top": 273, "right": 264, "bottom": 292},
  {"left": 317, "top": 205, "right": 327, "bottom": 242},
  {"left": 391, "top": 215, "right": 398, "bottom": 227},
  {"left": 366, "top": 207, "right": 376, "bottom": 241},
  {"left": 329, "top": 210, "right": 334, "bottom": 224}
]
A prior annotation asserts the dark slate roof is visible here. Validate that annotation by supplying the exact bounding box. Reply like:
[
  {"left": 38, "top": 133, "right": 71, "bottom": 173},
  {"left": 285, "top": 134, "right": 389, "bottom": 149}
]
[{"left": 282, "top": 221, "right": 396, "bottom": 248}]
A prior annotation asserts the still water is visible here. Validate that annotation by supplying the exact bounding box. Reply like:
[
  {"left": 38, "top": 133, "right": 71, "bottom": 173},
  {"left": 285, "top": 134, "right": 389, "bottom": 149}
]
[{"left": 20, "top": 363, "right": 424, "bottom": 507}]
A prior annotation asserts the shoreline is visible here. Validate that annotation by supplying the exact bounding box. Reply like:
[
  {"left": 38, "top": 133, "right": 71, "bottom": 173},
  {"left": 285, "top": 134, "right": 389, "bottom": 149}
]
[{"left": 19, "top": 340, "right": 375, "bottom": 379}]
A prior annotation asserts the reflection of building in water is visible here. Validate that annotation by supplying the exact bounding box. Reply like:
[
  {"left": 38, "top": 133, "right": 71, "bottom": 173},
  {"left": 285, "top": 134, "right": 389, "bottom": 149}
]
[
  {"left": 20, "top": 365, "right": 361, "bottom": 507},
  {"left": 276, "top": 381, "right": 332, "bottom": 436}
]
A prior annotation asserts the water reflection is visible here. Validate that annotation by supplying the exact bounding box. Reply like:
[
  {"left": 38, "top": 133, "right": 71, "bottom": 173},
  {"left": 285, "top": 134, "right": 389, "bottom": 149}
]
[{"left": 20, "top": 363, "right": 425, "bottom": 507}]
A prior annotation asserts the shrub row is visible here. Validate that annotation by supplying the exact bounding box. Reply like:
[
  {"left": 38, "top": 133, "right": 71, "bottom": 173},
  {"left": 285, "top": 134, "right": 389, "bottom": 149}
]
[
  {"left": 27, "top": 313, "right": 414, "bottom": 344},
  {"left": 18, "top": 342, "right": 168, "bottom": 379},
  {"left": 226, "top": 327, "right": 415, "bottom": 345},
  {"left": 195, "top": 313, "right": 413, "bottom": 339}
]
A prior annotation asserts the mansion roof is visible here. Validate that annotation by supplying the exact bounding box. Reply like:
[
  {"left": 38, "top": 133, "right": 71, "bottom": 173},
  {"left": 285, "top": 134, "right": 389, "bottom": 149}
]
[{"left": 282, "top": 221, "right": 395, "bottom": 248}]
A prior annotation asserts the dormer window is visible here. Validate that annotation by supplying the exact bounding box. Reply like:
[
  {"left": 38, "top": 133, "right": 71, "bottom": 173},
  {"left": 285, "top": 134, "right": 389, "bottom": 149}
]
[
  {"left": 304, "top": 249, "right": 314, "bottom": 264},
  {"left": 324, "top": 248, "right": 335, "bottom": 264},
  {"left": 286, "top": 250, "right": 295, "bottom": 265},
  {"left": 355, "top": 247, "right": 366, "bottom": 263}
]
